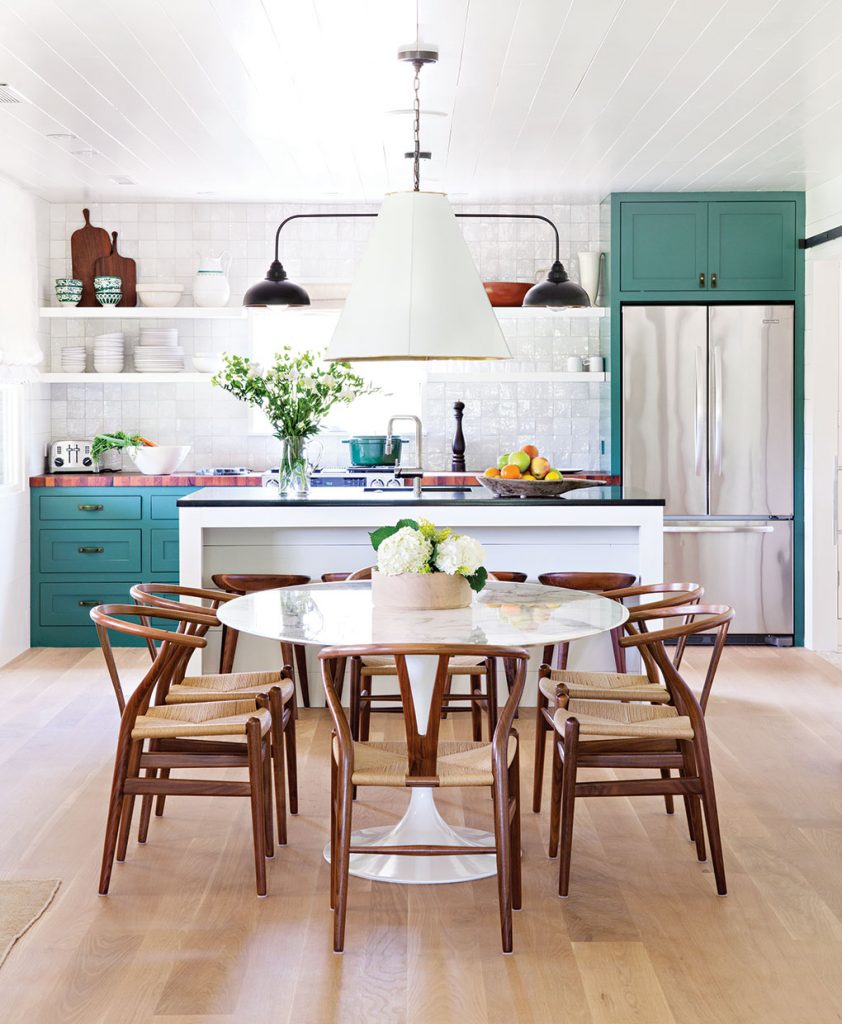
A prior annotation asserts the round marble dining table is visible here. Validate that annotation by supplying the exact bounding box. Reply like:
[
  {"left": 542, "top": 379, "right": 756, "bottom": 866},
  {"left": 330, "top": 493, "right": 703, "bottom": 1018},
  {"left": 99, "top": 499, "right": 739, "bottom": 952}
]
[{"left": 216, "top": 579, "right": 628, "bottom": 885}]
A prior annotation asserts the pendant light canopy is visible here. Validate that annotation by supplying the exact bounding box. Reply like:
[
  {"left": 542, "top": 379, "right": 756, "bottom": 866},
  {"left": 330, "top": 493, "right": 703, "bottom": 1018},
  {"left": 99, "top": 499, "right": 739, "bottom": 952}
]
[
  {"left": 326, "top": 191, "right": 510, "bottom": 360},
  {"left": 523, "top": 260, "right": 590, "bottom": 308}
]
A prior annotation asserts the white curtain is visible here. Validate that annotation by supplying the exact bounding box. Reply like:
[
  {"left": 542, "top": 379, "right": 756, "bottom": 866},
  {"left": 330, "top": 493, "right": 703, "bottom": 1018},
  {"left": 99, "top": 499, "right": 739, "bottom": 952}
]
[{"left": 0, "top": 175, "right": 42, "bottom": 381}]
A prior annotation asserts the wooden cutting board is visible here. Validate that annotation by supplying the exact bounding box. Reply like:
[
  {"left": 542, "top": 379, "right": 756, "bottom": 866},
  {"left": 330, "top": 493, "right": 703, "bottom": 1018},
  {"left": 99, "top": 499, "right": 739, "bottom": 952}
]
[
  {"left": 94, "top": 231, "right": 137, "bottom": 307},
  {"left": 70, "top": 209, "right": 112, "bottom": 306}
]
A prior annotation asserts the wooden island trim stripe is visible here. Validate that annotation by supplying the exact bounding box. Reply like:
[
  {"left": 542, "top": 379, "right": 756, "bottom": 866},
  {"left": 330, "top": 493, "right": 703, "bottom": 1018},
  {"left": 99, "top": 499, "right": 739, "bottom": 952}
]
[{"left": 29, "top": 472, "right": 617, "bottom": 488}]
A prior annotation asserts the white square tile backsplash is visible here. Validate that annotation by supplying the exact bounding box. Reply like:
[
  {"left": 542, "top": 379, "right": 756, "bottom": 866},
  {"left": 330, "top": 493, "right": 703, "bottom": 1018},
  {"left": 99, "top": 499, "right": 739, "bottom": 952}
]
[{"left": 45, "top": 201, "right": 610, "bottom": 472}]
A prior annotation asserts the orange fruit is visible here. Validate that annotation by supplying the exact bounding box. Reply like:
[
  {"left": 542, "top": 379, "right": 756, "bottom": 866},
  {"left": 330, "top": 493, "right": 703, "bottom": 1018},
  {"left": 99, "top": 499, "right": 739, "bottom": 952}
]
[
  {"left": 500, "top": 464, "right": 522, "bottom": 479},
  {"left": 485, "top": 467, "right": 500, "bottom": 477},
  {"left": 521, "top": 443, "right": 539, "bottom": 459}
]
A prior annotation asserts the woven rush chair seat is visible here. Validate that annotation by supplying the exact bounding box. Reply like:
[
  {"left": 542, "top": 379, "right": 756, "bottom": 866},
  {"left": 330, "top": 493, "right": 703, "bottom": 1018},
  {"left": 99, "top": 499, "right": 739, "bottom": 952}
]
[
  {"left": 553, "top": 698, "right": 694, "bottom": 742},
  {"left": 166, "top": 670, "right": 295, "bottom": 705},
  {"left": 540, "top": 669, "right": 671, "bottom": 704},
  {"left": 361, "top": 654, "right": 485, "bottom": 673},
  {"left": 336, "top": 737, "right": 517, "bottom": 788},
  {"left": 132, "top": 699, "right": 272, "bottom": 741}
]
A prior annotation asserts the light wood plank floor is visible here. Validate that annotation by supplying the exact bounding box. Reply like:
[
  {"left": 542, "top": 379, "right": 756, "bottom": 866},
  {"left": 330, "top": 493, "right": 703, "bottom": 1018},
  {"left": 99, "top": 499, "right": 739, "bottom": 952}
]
[{"left": 1, "top": 646, "right": 841, "bottom": 1023}]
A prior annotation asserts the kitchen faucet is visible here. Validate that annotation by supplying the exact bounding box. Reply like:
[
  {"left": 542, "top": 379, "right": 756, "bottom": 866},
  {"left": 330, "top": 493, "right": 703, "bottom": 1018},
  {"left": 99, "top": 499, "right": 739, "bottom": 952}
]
[{"left": 386, "top": 415, "right": 424, "bottom": 498}]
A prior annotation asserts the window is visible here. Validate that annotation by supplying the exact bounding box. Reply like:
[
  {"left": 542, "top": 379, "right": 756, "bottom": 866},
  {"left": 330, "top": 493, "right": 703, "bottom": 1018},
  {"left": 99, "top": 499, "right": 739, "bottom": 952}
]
[
  {"left": 248, "top": 310, "right": 424, "bottom": 436},
  {"left": 0, "top": 384, "right": 23, "bottom": 493}
]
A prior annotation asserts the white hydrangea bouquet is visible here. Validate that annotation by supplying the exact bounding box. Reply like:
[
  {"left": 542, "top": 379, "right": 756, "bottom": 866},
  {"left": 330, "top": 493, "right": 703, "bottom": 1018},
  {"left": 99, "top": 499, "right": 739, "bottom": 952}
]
[{"left": 369, "top": 518, "right": 488, "bottom": 610}]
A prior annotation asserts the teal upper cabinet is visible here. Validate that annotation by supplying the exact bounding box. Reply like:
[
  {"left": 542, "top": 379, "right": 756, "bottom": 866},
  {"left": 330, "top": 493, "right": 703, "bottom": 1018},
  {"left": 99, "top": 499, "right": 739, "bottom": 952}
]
[
  {"left": 708, "top": 201, "right": 795, "bottom": 292},
  {"left": 620, "top": 202, "right": 707, "bottom": 292},
  {"left": 614, "top": 193, "right": 801, "bottom": 298}
]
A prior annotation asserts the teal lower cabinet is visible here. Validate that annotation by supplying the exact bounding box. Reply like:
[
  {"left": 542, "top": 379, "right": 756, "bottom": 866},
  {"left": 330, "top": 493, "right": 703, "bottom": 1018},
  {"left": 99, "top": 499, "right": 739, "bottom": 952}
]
[{"left": 30, "top": 486, "right": 195, "bottom": 647}]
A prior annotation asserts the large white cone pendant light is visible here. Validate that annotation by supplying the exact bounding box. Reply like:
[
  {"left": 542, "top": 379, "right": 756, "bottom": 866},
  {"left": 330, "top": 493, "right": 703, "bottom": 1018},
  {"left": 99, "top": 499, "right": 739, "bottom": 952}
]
[{"left": 326, "top": 191, "right": 510, "bottom": 361}]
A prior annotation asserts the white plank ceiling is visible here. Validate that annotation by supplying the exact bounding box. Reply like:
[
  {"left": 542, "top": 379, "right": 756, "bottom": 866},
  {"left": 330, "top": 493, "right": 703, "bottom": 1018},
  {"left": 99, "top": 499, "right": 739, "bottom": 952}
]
[{"left": 1, "top": 0, "right": 841, "bottom": 202}]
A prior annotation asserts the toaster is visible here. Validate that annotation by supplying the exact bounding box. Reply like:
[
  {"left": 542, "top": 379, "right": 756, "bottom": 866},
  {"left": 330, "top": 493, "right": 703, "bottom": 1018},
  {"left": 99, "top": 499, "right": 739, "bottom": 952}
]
[{"left": 48, "top": 440, "right": 97, "bottom": 473}]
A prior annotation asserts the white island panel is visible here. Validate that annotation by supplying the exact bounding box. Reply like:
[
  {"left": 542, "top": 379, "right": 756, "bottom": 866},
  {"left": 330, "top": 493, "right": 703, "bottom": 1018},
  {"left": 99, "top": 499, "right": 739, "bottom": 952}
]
[{"left": 178, "top": 489, "right": 663, "bottom": 703}]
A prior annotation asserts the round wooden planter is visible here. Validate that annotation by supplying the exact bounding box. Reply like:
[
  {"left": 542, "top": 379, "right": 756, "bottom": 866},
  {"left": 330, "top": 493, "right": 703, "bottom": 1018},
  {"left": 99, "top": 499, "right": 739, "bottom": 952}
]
[{"left": 371, "top": 569, "right": 472, "bottom": 610}]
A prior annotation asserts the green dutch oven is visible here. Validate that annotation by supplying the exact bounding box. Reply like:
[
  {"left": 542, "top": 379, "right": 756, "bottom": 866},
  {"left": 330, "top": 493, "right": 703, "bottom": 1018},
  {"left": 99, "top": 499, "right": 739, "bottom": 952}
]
[{"left": 342, "top": 435, "right": 408, "bottom": 467}]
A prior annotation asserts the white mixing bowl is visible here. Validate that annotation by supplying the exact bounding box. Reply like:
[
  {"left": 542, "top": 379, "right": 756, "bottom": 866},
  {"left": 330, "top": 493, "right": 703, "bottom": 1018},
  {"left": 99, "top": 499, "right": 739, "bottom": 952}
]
[{"left": 128, "top": 444, "right": 191, "bottom": 475}]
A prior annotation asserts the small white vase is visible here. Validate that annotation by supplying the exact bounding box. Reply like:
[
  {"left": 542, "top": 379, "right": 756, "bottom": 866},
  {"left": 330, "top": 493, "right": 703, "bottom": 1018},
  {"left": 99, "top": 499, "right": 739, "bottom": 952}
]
[
  {"left": 578, "top": 251, "right": 604, "bottom": 306},
  {"left": 371, "top": 570, "right": 472, "bottom": 610},
  {"left": 192, "top": 251, "right": 231, "bottom": 307}
]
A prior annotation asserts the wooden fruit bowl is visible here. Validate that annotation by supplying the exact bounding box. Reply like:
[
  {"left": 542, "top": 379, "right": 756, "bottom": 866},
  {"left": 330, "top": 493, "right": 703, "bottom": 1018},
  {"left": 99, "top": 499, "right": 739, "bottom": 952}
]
[{"left": 477, "top": 474, "right": 606, "bottom": 499}]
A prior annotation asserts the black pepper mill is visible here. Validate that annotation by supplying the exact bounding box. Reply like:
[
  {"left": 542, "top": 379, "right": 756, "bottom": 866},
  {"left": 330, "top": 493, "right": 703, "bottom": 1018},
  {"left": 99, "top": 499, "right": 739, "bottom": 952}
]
[{"left": 451, "top": 401, "right": 466, "bottom": 472}]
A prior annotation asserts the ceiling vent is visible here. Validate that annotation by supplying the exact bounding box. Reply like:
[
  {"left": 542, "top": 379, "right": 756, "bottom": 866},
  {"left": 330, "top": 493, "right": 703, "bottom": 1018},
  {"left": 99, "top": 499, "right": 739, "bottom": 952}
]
[
  {"left": 111, "top": 175, "right": 136, "bottom": 185},
  {"left": 0, "top": 83, "right": 23, "bottom": 104}
]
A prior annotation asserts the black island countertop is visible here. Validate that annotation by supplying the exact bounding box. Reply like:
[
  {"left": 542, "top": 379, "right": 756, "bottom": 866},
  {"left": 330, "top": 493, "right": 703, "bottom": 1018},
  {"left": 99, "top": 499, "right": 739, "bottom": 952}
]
[{"left": 177, "top": 485, "right": 665, "bottom": 508}]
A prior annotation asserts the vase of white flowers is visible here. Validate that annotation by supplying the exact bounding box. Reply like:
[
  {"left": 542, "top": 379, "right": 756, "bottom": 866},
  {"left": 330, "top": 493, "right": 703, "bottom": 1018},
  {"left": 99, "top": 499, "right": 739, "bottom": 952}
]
[
  {"left": 369, "top": 518, "right": 488, "bottom": 609},
  {"left": 212, "top": 347, "right": 377, "bottom": 496}
]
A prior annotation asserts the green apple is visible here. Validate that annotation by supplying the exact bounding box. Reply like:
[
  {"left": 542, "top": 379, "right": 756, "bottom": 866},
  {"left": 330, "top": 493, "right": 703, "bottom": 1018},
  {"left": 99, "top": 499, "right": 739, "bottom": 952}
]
[
  {"left": 508, "top": 450, "right": 531, "bottom": 472},
  {"left": 497, "top": 453, "right": 510, "bottom": 470}
]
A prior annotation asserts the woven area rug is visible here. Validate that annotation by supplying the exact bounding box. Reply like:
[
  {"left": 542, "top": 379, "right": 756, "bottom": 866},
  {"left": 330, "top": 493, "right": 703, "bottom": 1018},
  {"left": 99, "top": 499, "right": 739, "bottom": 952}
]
[{"left": 0, "top": 880, "right": 60, "bottom": 968}]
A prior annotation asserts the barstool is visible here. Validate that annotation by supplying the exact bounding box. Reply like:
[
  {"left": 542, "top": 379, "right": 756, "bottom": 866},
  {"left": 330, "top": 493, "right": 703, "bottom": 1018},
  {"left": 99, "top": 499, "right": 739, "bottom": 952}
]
[{"left": 212, "top": 574, "right": 312, "bottom": 707}]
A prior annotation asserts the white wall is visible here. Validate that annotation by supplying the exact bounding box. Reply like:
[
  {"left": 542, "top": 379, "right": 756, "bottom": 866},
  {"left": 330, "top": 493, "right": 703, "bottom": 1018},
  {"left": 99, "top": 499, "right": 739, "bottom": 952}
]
[
  {"left": 0, "top": 176, "right": 49, "bottom": 667},
  {"left": 804, "top": 174, "right": 842, "bottom": 651},
  {"left": 45, "top": 202, "right": 610, "bottom": 473}
]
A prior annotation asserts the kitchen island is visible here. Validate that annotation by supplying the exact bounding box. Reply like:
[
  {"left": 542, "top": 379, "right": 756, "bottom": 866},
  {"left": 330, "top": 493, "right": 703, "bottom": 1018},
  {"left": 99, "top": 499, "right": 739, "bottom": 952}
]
[{"left": 177, "top": 485, "right": 664, "bottom": 698}]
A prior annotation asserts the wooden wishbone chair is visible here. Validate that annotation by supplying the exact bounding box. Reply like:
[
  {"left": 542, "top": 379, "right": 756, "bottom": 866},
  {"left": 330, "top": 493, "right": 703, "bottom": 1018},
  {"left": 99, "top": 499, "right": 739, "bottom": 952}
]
[
  {"left": 537, "top": 572, "right": 638, "bottom": 673},
  {"left": 546, "top": 604, "right": 733, "bottom": 898},
  {"left": 211, "top": 573, "right": 313, "bottom": 707},
  {"left": 322, "top": 643, "right": 529, "bottom": 954},
  {"left": 348, "top": 570, "right": 524, "bottom": 744},
  {"left": 532, "top": 581, "right": 704, "bottom": 814},
  {"left": 91, "top": 604, "right": 280, "bottom": 897},
  {"left": 129, "top": 583, "right": 298, "bottom": 843}
]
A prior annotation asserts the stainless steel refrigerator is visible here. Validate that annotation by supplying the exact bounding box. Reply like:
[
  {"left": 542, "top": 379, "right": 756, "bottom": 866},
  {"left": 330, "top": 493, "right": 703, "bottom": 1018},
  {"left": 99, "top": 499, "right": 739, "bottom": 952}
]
[{"left": 622, "top": 305, "right": 794, "bottom": 640}]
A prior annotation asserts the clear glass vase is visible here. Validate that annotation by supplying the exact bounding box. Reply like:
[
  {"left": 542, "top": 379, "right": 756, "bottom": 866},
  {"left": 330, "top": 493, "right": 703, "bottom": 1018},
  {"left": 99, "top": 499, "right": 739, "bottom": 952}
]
[{"left": 276, "top": 434, "right": 310, "bottom": 497}]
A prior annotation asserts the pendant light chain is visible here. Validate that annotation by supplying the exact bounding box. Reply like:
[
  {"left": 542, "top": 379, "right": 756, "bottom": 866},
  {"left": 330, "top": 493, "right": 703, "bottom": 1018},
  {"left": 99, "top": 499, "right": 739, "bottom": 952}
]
[{"left": 412, "top": 60, "right": 422, "bottom": 191}]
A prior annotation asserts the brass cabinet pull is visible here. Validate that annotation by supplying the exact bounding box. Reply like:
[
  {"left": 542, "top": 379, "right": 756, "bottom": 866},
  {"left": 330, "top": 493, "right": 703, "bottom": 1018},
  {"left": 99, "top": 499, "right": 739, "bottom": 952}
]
[
  {"left": 711, "top": 272, "right": 718, "bottom": 288},
  {"left": 78, "top": 546, "right": 104, "bottom": 554},
  {"left": 78, "top": 599, "right": 102, "bottom": 607},
  {"left": 77, "top": 504, "right": 104, "bottom": 511},
  {"left": 698, "top": 272, "right": 705, "bottom": 288}
]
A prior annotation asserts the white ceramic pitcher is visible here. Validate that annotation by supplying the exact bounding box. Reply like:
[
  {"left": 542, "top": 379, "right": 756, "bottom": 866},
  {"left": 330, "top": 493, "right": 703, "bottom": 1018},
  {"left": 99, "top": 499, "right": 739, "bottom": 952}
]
[{"left": 193, "top": 250, "right": 231, "bottom": 307}]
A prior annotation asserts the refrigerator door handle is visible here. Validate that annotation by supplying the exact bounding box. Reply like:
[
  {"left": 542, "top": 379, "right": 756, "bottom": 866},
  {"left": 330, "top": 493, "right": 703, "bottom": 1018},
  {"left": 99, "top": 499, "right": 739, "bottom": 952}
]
[
  {"left": 694, "top": 346, "right": 705, "bottom": 476},
  {"left": 712, "top": 344, "right": 723, "bottom": 475},
  {"left": 664, "top": 524, "right": 774, "bottom": 534}
]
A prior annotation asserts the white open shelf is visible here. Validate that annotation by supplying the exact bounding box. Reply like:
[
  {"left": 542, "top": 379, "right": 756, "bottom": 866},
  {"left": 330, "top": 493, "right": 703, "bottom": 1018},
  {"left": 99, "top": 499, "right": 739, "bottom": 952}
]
[
  {"left": 491, "top": 306, "right": 608, "bottom": 318},
  {"left": 40, "top": 304, "right": 606, "bottom": 322},
  {"left": 40, "top": 306, "right": 247, "bottom": 320},
  {"left": 427, "top": 371, "right": 607, "bottom": 383},
  {"left": 39, "top": 372, "right": 215, "bottom": 384},
  {"left": 41, "top": 369, "right": 606, "bottom": 385}
]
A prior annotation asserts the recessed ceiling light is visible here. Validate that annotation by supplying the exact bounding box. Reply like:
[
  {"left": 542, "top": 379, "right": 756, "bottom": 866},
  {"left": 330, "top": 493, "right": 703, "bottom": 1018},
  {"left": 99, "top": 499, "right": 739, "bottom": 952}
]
[
  {"left": 111, "top": 175, "right": 136, "bottom": 185},
  {"left": 196, "top": 190, "right": 217, "bottom": 196},
  {"left": 46, "top": 132, "right": 77, "bottom": 141},
  {"left": 0, "top": 83, "right": 23, "bottom": 104}
]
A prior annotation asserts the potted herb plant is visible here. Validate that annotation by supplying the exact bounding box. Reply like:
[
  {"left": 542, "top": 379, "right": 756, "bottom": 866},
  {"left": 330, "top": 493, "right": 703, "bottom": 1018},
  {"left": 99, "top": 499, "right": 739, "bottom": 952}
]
[{"left": 212, "top": 347, "right": 377, "bottom": 496}]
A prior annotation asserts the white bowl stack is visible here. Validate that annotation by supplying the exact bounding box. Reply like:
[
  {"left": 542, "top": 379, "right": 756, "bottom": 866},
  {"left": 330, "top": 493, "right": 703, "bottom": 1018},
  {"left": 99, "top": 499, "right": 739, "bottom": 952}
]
[
  {"left": 60, "top": 346, "right": 87, "bottom": 373},
  {"left": 134, "top": 328, "right": 184, "bottom": 373},
  {"left": 93, "top": 332, "right": 125, "bottom": 373}
]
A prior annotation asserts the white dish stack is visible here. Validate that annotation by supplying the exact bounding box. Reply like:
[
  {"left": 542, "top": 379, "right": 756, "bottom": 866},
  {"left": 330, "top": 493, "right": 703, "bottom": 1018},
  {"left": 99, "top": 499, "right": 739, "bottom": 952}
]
[
  {"left": 93, "top": 332, "right": 125, "bottom": 373},
  {"left": 134, "top": 328, "right": 184, "bottom": 373},
  {"left": 60, "top": 346, "right": 86, "bottom": 373}
]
